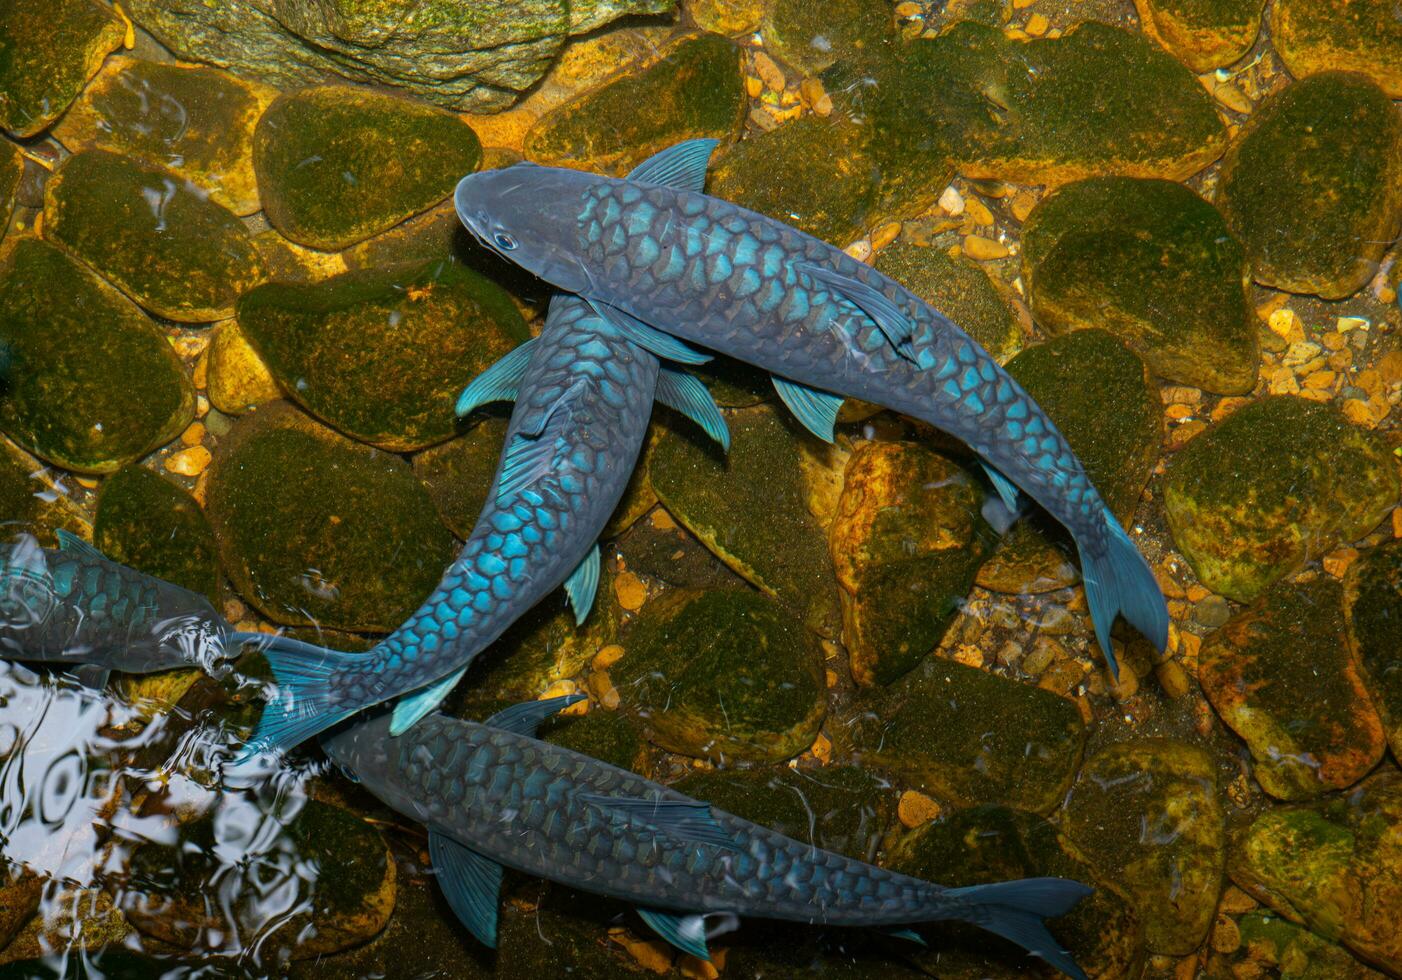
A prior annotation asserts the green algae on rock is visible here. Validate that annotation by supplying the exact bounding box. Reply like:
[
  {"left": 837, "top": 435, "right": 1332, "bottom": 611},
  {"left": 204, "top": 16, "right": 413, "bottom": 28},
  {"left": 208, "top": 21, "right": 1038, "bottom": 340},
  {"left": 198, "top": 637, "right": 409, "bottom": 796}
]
[
  {"left": 762, "top": 0, "right": 896, "bottom": 75},
  {"left": 52, "top": 57, "right": 277, "bottom": 216},
  {"left": 1272, "top": 0, "right": 1402, "bottom": 99},
  {"left": 205, "top": 403, "right": 455, "bottom": 632},
  {"left": 1215, "top": 72, "right": 1402, "bottom": 300},
  {"left": 1133, "top": 0, "right": 1266, "bottom": 72},
  {"left": 612, "top": 589, "right": 826, "bottom": 763},
  {"left": 94, "top": 464, "right": 220, "bottom": 602},
  {"left": 1221, "top": 912, "right": 1385, "bottom": 980},
  {"left": 254, "top": 86, "right": 482, "bottom": 251},
  {"left": 1022, "top": 177, "right": 1257, "bottom": 394},
  {"left": 1198, "top": 579, "right": 1385, "bottom": 800},
  {"left": 237, "top": 258, "right": 529, "bottom": 451},
  {"left": 615, "top": 506, "right": 745, "bottom": 591},
  {"left": 206, "top": 319, "right": 281, "bottom": 417},
  {"left": 1164, "top": 396, "right": 1399, "bottom": 601},
  {"left": 412, "top": 417, "right": 509, "bottom": 539},
  {"left": 0, "top": 440, "right": 91, "bottom": 546},
  {"left": 0, "top": 866, "right": 42, "bottom": 952},
  {"left": 873, "top": 243, "right": 1023, "bottom": 363},
  {"left": 0, "top": 237, "right": 195, "bottom": 475},
  {"left": 539, "top": 708, "right": 646, "bottom": 774},
  {"left": 0, "top": 0, "right": 125, "bottom": 138},
  {"left": 1063, "top": 738, "right": 1225, "bottom": 954},
  {"left": 44, "top": 149, "right": 266, "bottom": 322},
  {"left": 0, "top": 142, "right": 21, "bottom": 233},
  {"left": 829, "top": 442, "right": 993, "bottom": 686},
  {"left": 524, "top": 34, "right": 747, "bottom": 176},
  {"left": 1344, "top": 541, "right": 1402, "bottom": 759},
  {"left": 1230, "top": 771, "right": 1402, "bottom": 975}
]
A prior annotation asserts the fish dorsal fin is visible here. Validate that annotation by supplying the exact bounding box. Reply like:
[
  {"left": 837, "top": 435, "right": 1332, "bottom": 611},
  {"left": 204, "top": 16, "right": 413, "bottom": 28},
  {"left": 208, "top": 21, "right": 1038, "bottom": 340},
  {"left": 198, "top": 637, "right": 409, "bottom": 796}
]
[
  {"left": 577, "top": 794, "right": 742, "bottom": 852},
  {"left": 585, "top": 298, "right": 712, "bottom": 366},
  {"left": 637, "top": 908, "right": 710, "bottom": 960},
  {"left": 456, "top": 338, "right": 536, "bottom": 418},
  {"left": 563, "top": 543, "right": 600, "bottom": 626},
  {"left": 796, "top": 262, "right": 919, "bottom": 362},
  {"left": 389, "top": 666, "right": 468, "bottom": 736},
  {"left": 429, "top": 830, "right": 503, "bottom": 948},
  {"left": 54, "top": 529, "right": 106, "bottom": 561},
  {"left": 484, "top": 694, "right": 587, "bottom": 736},
  {"left": 771, "top": 376, "right": 844, "bottom": 443},
  {"left": 626, "top": 139, "right": 720, "bottom": 192},
  {"left": 656, "top": 367, "right": 730, "bottom": 451}
]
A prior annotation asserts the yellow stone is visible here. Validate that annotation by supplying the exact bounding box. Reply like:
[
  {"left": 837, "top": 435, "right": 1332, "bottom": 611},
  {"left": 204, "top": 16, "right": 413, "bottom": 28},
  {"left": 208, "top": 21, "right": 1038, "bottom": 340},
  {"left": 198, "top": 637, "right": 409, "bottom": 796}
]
[
  {"left": 962, "top": 234, "right": 1009, "bottom": 260},
  {"left": 206, "top": 319, "right": 280, "bottom": 415},
  {"left": 1025, "top": 13, "right": 1050, "bottom": 36},
  {"left": 869, "top": 221, "right": 901, "bottom": 251},
  {"left": 164, "top": 445, "right": 211, "bottom": 477},
  {"left": 180, "top": 421, "right": 205, "bottom": 446},
  {"left": 964, "top": 197, "right": 995, "bottom": 226},
  {"left": 897, "top": 790, "right": 942, "bottom": 828},
  {"left": 614, "top": 570, "right": 647, "bottom": 611},
  {"left": 592, "top": 644, "right": 626, "bottom": 670}
]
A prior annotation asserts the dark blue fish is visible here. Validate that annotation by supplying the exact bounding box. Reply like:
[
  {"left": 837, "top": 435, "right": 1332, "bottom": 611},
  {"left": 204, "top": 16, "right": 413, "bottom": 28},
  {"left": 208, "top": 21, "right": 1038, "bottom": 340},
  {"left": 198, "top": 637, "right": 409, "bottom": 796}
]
[
  {"left": 452, "top": 141, "right": 1168, "bottom": 673},
  {"left": 322, "top": 695, "right": 1091, "bottom": 978}
]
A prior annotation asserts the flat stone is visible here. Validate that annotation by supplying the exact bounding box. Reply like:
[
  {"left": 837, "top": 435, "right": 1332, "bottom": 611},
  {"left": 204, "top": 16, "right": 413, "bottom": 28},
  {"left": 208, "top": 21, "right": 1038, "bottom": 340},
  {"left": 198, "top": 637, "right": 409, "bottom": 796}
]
[
  {"left": 874, "top": 243, "right": 1023, "bottom": 362},
  {"left": 1220, "top": 912, "right": 1386, "bottom": 980},
  {"left": 1133, "top": 0, "right": 1266, "bottom": 72},
  {"left": 94, "top": 464, "right": 220, "bottom": 601},
  {"left": 1272, "top": 0, "right": 1402, "bottom": 99},
  {"left": 1062, "top": 738, "right": 1226, "bottom": 954},
  {"left": 44, "top": 149, "right": 266, "bottom": 322},
  {"left": 1022, "top": 177, "right": 1258, "bottom": 394},
  {"left": 762, "top": 0, "right": 897, "bottom": 75},
  {"left": 0, "top": 237, "right": 195, "bottom": 474},
  {"left": 1199, "top": 579, "right": 1386, "bottom": 800},
  {"left": 1164, "top": 395, "right": 1399, "bottom": 601},
  {"left": 1344, "top": 540, "right": 1402, "bottom": 759},
  {"left": 615, "top": 504, "right": 746, "bottom": 591},
  {"left": 205, "top": 319, "right": 281, "bottom": 417},
  {"left": 254, "top": 85, "right": 483, "bottom": 251},
  {"left": 411, "top": 416, "right": 509, "bottom": 539},
  {"left": 1215, "top": 71, "right": 1402, "bottom": 299},
  {"left": 0, "top": 0, "right": 125, "bottom": 137}
]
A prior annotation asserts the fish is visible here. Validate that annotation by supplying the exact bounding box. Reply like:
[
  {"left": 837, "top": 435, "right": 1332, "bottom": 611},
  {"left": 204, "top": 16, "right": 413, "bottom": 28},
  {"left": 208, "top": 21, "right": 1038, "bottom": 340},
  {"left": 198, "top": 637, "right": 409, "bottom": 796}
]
[
  {"left": 238, "top": 294, "right": 729, "bottom": 758},
  {"left": 453, "top": 141, "right": 1168, "bottom": 674},
  {"left": 321, "top": 694, "right": 1093, "bottom": 979}
]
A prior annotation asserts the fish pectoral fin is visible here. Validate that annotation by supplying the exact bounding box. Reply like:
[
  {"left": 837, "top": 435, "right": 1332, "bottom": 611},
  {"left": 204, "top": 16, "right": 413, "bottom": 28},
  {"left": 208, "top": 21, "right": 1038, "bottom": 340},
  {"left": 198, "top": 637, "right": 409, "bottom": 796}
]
[
  {"left": 390, "top": 667, "right": 468, "bottom": 735},
  {"left": 563, "top": 543, "right": 600, "bottom": 625},
  {"left": 882, "top": 927, "right": 927, "bottom": 947},
  {"left": 455, "top": 338, "right": 536, "bottom": 418},
  {"left": 70, "top": 665, "right": 111, "bottom": 690},
  {"left": 484, "top": 693, "right": 587, "bottom": 736},
  {"left": 54, "top": 529, "right": 107, "bottom": 562},
  {"left": 429, "top": 830, "right": 503, "bottom": 948},
  {"left": 656, "top": 367, "right": 730, "bottom": 451},
  {"left": 771, "top": 375, "right": 844, "bottom": 443},
  {"left": 979, "top": 461, "right": 1023, "bottom": 514},
  {"left": 577, "top": 795, "right": 743, "bottom": 852},
  {"left": 626, "top": 138, "right": 720, "bottom": 192},
  {"left": 585, "top": 297, "right": 712, "bottom": 366},
  {"left": 637, "top": 908, "right": 710, "bottom": 961},
  {"left": 795, "top": 262, "right": 920, "bottom": 362}
]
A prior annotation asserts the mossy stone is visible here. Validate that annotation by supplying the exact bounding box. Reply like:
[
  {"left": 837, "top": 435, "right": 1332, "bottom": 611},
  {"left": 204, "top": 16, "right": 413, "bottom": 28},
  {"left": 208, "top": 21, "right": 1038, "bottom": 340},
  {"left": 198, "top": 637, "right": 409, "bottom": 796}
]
[
  {"left": 762, "top": 0, "right": 895, "bottom": 74},
  {"left": 524, "top": 34, "right": 747, "bottom": 176},
  {"left": 254, "top": 85, "right": 483, "bottom": 251},
  {"left": 976, "top": 330, "right": 1162, "bottom": 595},
  {"left": 1215, "top": 71, "right": 1402, "bottom": 299},
  {"left": 1223, "top": 912, "right": 1383, "bottom": 980},
  {"left": 0, "top": 866, "right": 41, "bottom": 951},
  {"left": 1022, "top": 177, "right": 1257, "bottom": 393},
  {"left": 539, "top": 709, "right": 646, "bottom": 773},
  {"left": 206, "top": 403, "right": 455, "bottom": 632},
  {"left": 1344, "top": 541, "right": 1402, "bottom": 760},
  {"left": 1133, "top": 0, "right": 1266, "bottom": 72},
  {"left": 94, "top": 464, "right": 220, "bottom": 602},
  {"left": 1272, "top": 0, "right": 1402, "bottom": 99},
  {"left": 52, "top": 57, "right": 277, "bottom": 216},
  {"left": 1164, "top": 396, "right": 1399, "bottom": 602},
  {"left": 0, "top": 0, "right": 124, "bottom": 137},
  {"left": 0, "top": 237, "right": 195, "bottom": 475},
  {"left": 1062, "top": 738, "right": 1225, "bottom": 954},
  {"left": 1229, "top": 771, "right": 1402, "bottom": 974},
  {"left": 612, "top": 589, "right": 826, "bottom": 763},
  {"left": 1199, "top": 579, "right": 1385, "bottom": 800},
  {"left": 493, "top": 883, "right": 650, "bottom": 979},
  {"left": 844, "top": 658, "right": 1086, "bottom": 815},
  {"left": 44, "top": 149, "right": 266, "bottom": 322},
  {"left": 615, "top": 508, "right": 743, "bottom": 591},
  {"left": 412, "top": 416, "right": 509, "bottom": 538},
  {"left": 0, "top": 439, "right": 90, "bottom": 545},
  {"left": 205, "top": 319, "right": 281, "bottom": 417},
  {"left": 0, "top": 142, "right": 21, "bottom": 232},
  {"left": 237, "top": 258, "right": 528, "bottom": 451},
  {"left": 873, "top": 243, "right": 1022, "bottom": 363},
  {"left": 829, "top": 442, "right": 994, "bottom": 686}
]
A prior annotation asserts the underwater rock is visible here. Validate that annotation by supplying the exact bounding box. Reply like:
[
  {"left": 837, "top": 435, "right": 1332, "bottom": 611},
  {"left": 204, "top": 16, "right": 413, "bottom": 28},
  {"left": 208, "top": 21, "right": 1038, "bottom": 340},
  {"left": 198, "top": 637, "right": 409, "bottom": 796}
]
[
  {"left": 0, "top": 865, "right": 42, "bottom": 951},
  {"left": 1164, "top": 396, "right": 1399, "bottom": 601},
  {"left": 0, "top": 0, "right": 125, "bottom": 137},
  {"left": 976, "top": 330, "right": 1162, "bottom": 595},
  {"left": 494, "top": 884, "right": 655, "bottom": 978},
  {"left": 254, "top": 86, "right": 482, "bottom": 251},
  {"left": 1272, "top": 0, "right": 1402, "bottom": 99},
  {"left": 0, "top": 440, "right": 90, "bottom": 546},
  {"left": 615, "top": 507, "right": 745, "bottom": 591},
  {"left": 411, "top": 417, "right": 509, "bottom": 539},
  {"left": 1133, "top": 0, "right": 1265, "bottom": 71},
  {"left": 205, "top": 319, "right": 281, "bottom": 417},
  {"left": 539, "top": 708, "right": 646, "bottom": 774},
  {"left": 1199, "top": 579, "right": 1385, "bottom": 800},
  {"left": 44, "top": 149, "right": 266, "bottom": 322},
  {"left": 1230, "top": 770, "right": 1402, "bottom": 974},
  {"left": 1022, "top": 177, "right": 1257, "bottom": 394},
  {"left": 1215, "top": 71, "right": 1402, "bottom": 299},
  {"left": 524, "top": 33, "right": 747, "bottom": 176},
  {"left": 650, "top": 403, "right": 841, "bottom": 634},
  {"left": 1062, "top": 738, "right": 1225, "bottom": 954},
  {"left": 52, "top": 57, "right": 277, "bottom": 216},
  {"left": 1219, "top": 912, "right": 1385, "bottom": 980},
  {"left": 237, "top": 258, "right": 528, "bottom": 451},
  {"left": 205, "top": 402, "right": 455, "bottom": 632},
  {"left": 845, "top": 658, "right": 1086, "bottom": 815},
  {"left": 1344, "top": 541, "right": 1402, "bottom": 759},
  {"left": 0, "top": 237, "right": 195, "bottom": 474},
  {"left": 94, "top": 464, "right": 220, "bottom": 601},
  {"left": 687, "top": 0, "right": 763, "bottom": 36},
  {"left": 611, "top": 589, "right": 826, "bottom": 763},
  {"left": 829, "top": 442, "right": 993, "bottom": 686},
  {"left": 0, "top": 142, "right": 21, "bottom": 232},
  {"left": 762, "top": 0, "right": 896, "bottom": 75}
]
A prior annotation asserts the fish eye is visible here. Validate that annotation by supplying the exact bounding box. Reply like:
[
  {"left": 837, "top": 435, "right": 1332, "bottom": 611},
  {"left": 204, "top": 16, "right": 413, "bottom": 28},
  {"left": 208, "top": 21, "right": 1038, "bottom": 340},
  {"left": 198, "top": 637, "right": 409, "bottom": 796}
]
[{"left": 493, "top": 231, "right": 518, "bottom": 251}]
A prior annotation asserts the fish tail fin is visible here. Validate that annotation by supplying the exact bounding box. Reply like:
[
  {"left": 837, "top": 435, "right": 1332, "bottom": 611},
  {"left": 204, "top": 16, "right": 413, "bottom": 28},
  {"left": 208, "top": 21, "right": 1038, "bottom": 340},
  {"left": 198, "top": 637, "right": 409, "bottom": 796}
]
[
  {"left": 1076, "top": 513, "right": 1168, "bottom": 677},
  {"left": 943, "top": 877, "right": 1093, "bottom": 980},
  {"left": 235, "top": 633, "right": 366, "bottom": 762}
]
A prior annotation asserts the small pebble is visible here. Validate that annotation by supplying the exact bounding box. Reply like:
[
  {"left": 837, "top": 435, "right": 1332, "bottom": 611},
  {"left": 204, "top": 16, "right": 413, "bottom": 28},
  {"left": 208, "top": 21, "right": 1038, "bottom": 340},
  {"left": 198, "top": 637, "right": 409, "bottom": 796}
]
[
  {"left": 1010, "top": 190, "right": 1038, "bottom": 222},
  {"left": 1213, "top": 82, "right": 1252, "bottom": 114},
  {"left": 752, "top": 51, "right": 785, "bottom": 93},
  {"left": 869, "top": 221, "right": 901, "bottom": 251},
  {"left": 897, "top": 790, "right": 943, "bottom": 828},
  {"left": 1156, "top": 659, "right": 1191, "bottom": 699},
  {"left": 1024, "top": 12, "right": 1049, "bottom": 36},
  {"left": 592, "top": 644, "right": 625, "bottom": 670},
  {"left": 613, "top": 571, "right": 647, "bottom": 612},
  {"left": 180, "top": 422, "right": 206, "bottom": 447},
  {"left": 938, "top": 185, "right": 965, "bottom": 215},
  {"left": 964, "top": 197, "right": 995, "bottom": 227},
  {"left": 164, "top": 446, "right": 211, "bottom": 477},
  {"left": 962, "top": 235, "right": 1008, "bottom": 260}
]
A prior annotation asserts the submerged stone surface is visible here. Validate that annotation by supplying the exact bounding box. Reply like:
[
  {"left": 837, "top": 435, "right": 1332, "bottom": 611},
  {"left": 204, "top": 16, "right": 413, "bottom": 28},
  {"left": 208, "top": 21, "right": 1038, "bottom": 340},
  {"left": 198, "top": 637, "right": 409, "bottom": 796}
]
[
  {"left": 539, "top": 708, "right": 645, "bottom": 774},
  {"left": 1023, "top": 177, "right": 1257, "bottom": 393},
  {"left": 254, "top": 86, "right": 483, "bottom": 251},
  {"left": 762, "top": 0, "right": 896, "bottom": 74},
  {"left": 1216, "top": 71, "right": 1402, "bottom": 299},
  {"left": 237, "top": 258, "right": 528, "bottom": 451},
  {"left": 1133, "top": 0, "right": 1266, "bottom": 71},
  {"left": 411, "top": 417, "right": 509, "bottom": 539},
  {"left": 94, "top": 465, "right": 220, "bottom": 601},
  {"left": 44, "top": 149, "right": 266, "bottom": 322},
  {"left": 0, "top": 237, "right": 195, "bottom": 474},
  {"left": 206, "top": 403, "right": 455, "bottom": 632},
  {"left": 873, "top": 243, "right": 1022, "bottom": 362},
  {"left": 1272, "top": 0, "right": 1402, "bottom": 99},
  {"left": 0, "top": 143, "right": 20, "bottom": 231},
  {"left": 206, "top": 319, "right": 281, "bottom": 417},
  {"left": 1344, "top": 541, "right": 1402, "bottom": 759},
  {"left": 1164, "top": 396, "right": 1399, "bottom": 601},
  {"left": 1222, "top": 912, "right": 1385, "bottom": 980},
  {"left": 0, "top": 866, "right": 42, "bottom": 951},
  {"left": 0, "top": 0, "right": 125, "bottom": 137}
]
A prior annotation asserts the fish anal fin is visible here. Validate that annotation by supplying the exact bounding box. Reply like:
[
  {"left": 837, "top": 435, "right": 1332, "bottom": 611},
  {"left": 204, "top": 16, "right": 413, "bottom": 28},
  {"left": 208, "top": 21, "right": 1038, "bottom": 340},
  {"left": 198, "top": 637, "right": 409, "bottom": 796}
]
[
  {"left": 429, "top": 830, "right": 503, "bottom": 948},
  {"left": 563, "top": 543, "right": 600, "bottom": 625},
  {"left": 637, "top": 908, "right": 710, "bottom": 960},
  {"left": 656, "top": 368, "right": 729, "bottom": 451},
  {"left": 771, "top": 375, "right": 843, "bottom": 443}
]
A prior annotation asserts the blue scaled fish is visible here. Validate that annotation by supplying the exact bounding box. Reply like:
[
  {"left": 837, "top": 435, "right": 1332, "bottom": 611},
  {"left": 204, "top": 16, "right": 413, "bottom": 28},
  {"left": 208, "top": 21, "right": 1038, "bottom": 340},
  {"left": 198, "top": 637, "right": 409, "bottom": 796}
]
[
  {"left": 238, "top": 294, "right": 729, "bottom": 758},
  {"left": 322, "top": 696, "right": 1092, "bottom": 979},
  {"left": 453, "top": 141, "right": 1168, "bottom": 673}
]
